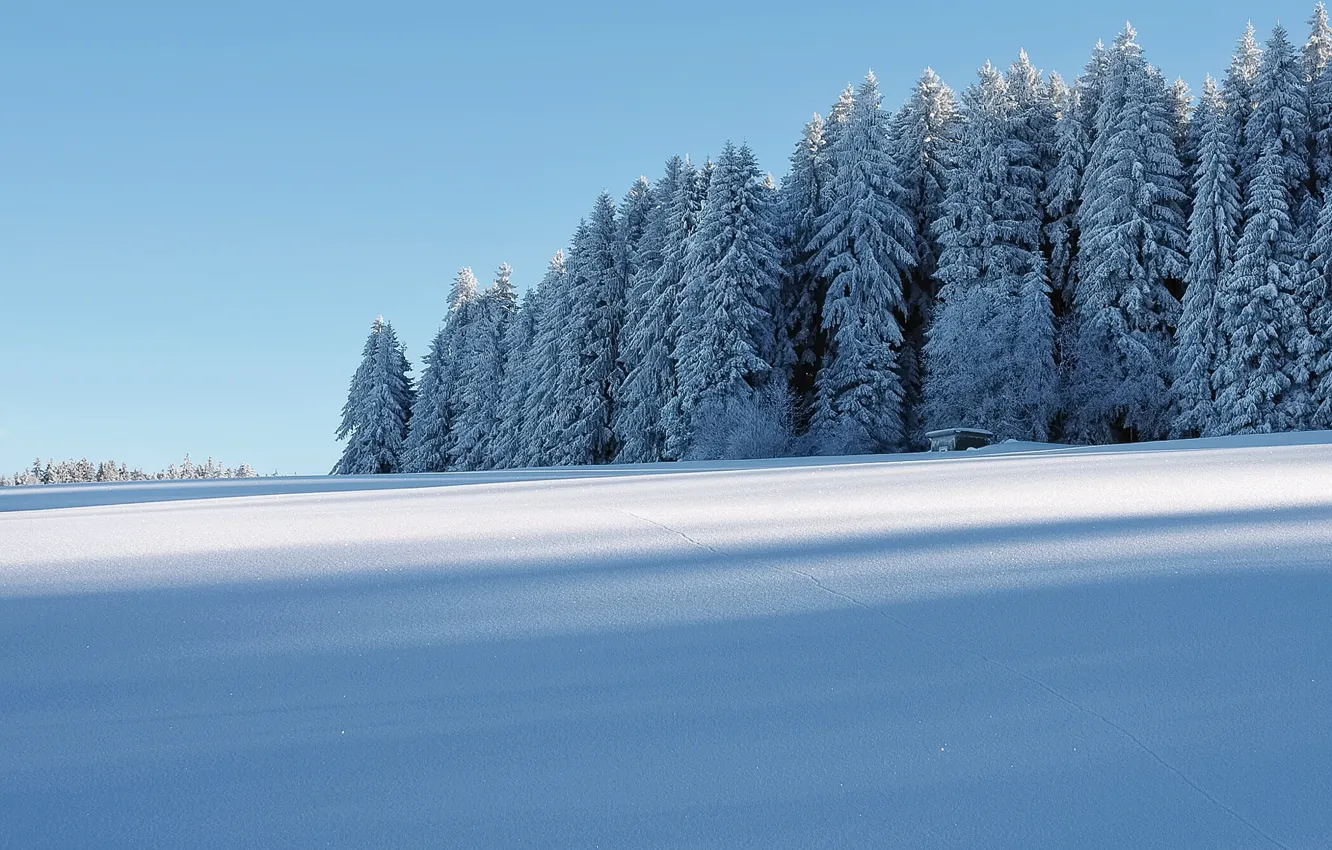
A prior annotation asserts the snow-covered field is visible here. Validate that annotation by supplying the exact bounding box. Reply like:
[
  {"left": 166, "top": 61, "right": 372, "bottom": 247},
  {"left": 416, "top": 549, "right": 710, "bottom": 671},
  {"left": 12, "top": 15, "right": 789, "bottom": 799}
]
[{"left": 2, "top": 434, "right": 1330, "bottom": 848}]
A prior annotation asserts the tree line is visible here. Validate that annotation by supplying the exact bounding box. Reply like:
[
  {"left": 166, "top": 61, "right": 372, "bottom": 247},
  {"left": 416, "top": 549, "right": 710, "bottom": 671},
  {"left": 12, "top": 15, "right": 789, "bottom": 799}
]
[
  {"left": 2, "top": 455, "right": 258, "bottom": 486},
  {"left": 334, "top": 9, "right": 1332, "bottom": 475}
]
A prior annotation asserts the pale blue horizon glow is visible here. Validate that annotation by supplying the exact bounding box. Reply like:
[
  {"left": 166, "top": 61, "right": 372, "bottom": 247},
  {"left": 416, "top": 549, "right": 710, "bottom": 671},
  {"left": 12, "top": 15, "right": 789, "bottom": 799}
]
[{"left": 0, "top": 0, "right": 1318, "bottom": 474}]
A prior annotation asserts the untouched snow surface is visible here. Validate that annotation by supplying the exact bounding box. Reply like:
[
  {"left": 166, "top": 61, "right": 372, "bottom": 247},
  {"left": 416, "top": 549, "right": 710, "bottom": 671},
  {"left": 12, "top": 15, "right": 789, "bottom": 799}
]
[{"left": 2, "top": 433, "right": 1331, "bottom": 847}]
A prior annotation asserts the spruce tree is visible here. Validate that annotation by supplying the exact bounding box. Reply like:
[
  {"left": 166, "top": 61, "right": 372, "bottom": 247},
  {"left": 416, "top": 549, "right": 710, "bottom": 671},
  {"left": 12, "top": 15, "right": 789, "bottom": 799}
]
[
  {"left": 616, "top": 157, "right": 698, "bottom": 463},
  {"left": 1170, "top": 78, "right": 1195, "bottom": 177},
  {"left": 492, "top": 286, "right": 543, "bottom": 468},
  {"left": 926, "top": 62, "right": 1056, "bottom": 441},
  {"left": 775, "top": 115, "right": 832, "bottom": 429},
  {"left": 1225, "top": 23, "right": 1263, "bottom": 196},
  {"left": 452, "top": 264, "right": 518, "bottom": 470},
  {"left": 1212, "top": 140, "right": 1313, "bottom": 433},
  {"left": 1240, "top": 25, "right": 1312, "bottom": 230},
  {"left": 1306, "top": 3, "right": 1332, "bottom": 83},
  {"left": 402, "top": 267, "right": 478, "bottom": 472},
  {"left": 333, "top": 316, "right": 414, "bottom": 474},
  {"left": 1074, "top": 25, "right": 1188, "bottom": 442},
  {"left": 1173, "top": 79, "right": 1241, "bottom": 437},
  {"left": 1305, "top": 188, "right": 1332, "bottom": 428},
  {"left": 893, "top": 68, "right": 960, "bottom": 445},
  {"left": 667, "top": 142, "right": 784, "bottom": 458},
  {"left": 807, "top": 72, "right": 915, "bottom": 452},
  {"left": 551, "top": 195, "right": 623, "bottom": 465},
  {"left": 522, "top": 252, "right": 570, "bottom": 466}
]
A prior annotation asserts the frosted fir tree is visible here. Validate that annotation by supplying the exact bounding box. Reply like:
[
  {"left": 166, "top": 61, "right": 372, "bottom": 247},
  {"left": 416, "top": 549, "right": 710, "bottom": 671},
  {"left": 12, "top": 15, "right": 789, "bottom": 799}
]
[
  {"left": 925, "top": 62, "right": 1057, "bottom": 441},
  {"left": 608, "top": 175, "right": 656, "bottom": 460},
  {"left": 1170, "top": 78, "right": 1196, "bottom": 195},
  {"left": 551, "top": 194, "right": 623, "bottom": 465},
  {"left": 1310, "top": 4, "right": 1332, "bottom": 204},
  {"left": 616, "top": 157, "right": 699, "bottom": 463},
  {"left": 1173, "top": 79, "right": 1242, "bottom": 437},
  {"left": 1224, "top": 23, "right": 1263, "bottom": 195},
  {"left": 821, "top": 85, "right": 856, "bottom": 179},
  {"left": 667, "top": 142, "right": 784, "bottom": 459},
  {"left": 1046, "top": 85, "right": 1090, "bottom": 306},
  {"left": 402, "top": 267, "right": 478, "bottom": 472},
  {"left": 1304, "top": 191, "right": 1332, "bottom": 427},
  {"left": 520, "top": 252, "right": 570, "bottom": 466},
  {"left": 616, "top": 177, "right": 655, "bottom": 300},
  {"left": 1312, "top": 46, "right": 1332, "bottom": 197},
  {"left": 894, "top": 69, "right": 960, "bottom": 304},
  {"left": 332, "top": 316, "right": 414, "bottom": 475},
  {"left": 451, "top": 264, "right": 518, "bottom": 470},
  {"left": 1240, "top": 26, "right": 1313, "bottom": 232},
  {"left": 775, "top": 115, "right": 832, "bottom": 428},
  {"left": 1306, "top": 3, "right": 1332, "bottom": 83},
  {"left": 1075, "top": 41, "right": 1112, "bottom": 143},
  {"left": 492, "top": 285, "right": 544, "bottom": 469},
  {"left": 1212, "top": 140, "right": 1314, "bottom": 434},
  {"left": 1074, "top": 26, "right": 1188, "bottom": 442},
  {"left": 807, "top": 72, "right": 915, "bottom": 453},
  {"left": 892, "top": 68, "right": 960, "bottom": 443},
  {"left": 1008, "top": 51, "right": 1060, "bottom": 176}
]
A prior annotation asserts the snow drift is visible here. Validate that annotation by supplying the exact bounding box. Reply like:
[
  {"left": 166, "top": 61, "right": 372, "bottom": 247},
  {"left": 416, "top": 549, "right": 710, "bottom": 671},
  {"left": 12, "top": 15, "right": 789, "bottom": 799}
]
[{"left": 2, "top": 433, "right": 1330, "bottom": 847}]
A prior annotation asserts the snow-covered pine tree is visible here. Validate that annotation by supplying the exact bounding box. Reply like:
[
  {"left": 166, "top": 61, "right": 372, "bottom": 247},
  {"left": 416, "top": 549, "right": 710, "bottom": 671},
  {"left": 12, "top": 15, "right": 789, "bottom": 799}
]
[
  {"left": 1075, "top": 41, "right": 1112, "bottom": 144},
  {"left": 451, "top": 264, "right": 518, "bottom": 470},
  {"left": 1210, "top": 27, "right": 1315, "bottom": 433},
  {"left": 892, "top": 68, "right": 960, "bottom": 445},
  {"left": 1305, "top": 184, "right": 1332, "bottom": 427},
  {"left": 822, "top": 85, "right": 856, "bottom": 172},
  {"left": 616, "top": 177, "right": 655, "bottom": 299},
  {"left": 807, "top": 72, "right": 915, "bottom": 453},
  {"left": 616, "top": 157, "right": 699, "bottom": 463},
  {"left": 552, "top": 194, "right": 623, "bottom": 465},
  {"left": 402, "top": 267, "right": 478, "bottom": 472},
  {"left": 667, "top": 142, "right": 784, "bottom": 459},
  {"left": 1008, "top": 51, "right": 1060, "bottom": 176},
  {"left": 521, "top": 252, "right": 570, "bottom": 466},
  {"left": 1170, "top": 78, "right": 1195, "bottom": 185},
  {"left": 925, "top": 61, "right": 1057, "bottom": 441},
  {"left": 1212, "top": 139, "right": 1314, "bottom": 434},
  {"left": 608, "top": 176, "right": 657, "bottom": 460},
  {"left": 894, "top": 68, "right": 960, "bottom": 315},
  {"left": 332, "top": 316, "right": 414, "bottom": 474},
  {"left": 1312, "top": 44, "right": 1332, "bottom": 200},
  {"left": 1173, "top": 78, "right": 1241, "bottom": 437},
  {"left": 775, "top": 115, "right": 832, "bottom": 429},
  {"left": 492, "top": 285, "right": 544, "bottom": 468},
  {"left": 1306, "top": 3, "right": 1332, "bottom": 83},
  {"left": 1242, "top": 25, "right": 1314, "bottom": 232},
  {"left": 1047, "top": 81, "right": 1090, "bottom": 308},
  {"left": 1225, "top": 22, "right": 1264, "bottom": 196},
  {"left": 1073, "top": 25, "right": 1189, "bottom": 442},
  {"left": 1309, "top": 4, "right": 1332, "bottom": 204}
]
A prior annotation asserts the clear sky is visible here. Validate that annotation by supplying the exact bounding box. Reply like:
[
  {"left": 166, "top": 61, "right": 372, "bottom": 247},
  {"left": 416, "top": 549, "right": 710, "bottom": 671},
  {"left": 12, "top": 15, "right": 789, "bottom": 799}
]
[{"left": 0, "top": 0, "right": 1321, "bottom": 475}]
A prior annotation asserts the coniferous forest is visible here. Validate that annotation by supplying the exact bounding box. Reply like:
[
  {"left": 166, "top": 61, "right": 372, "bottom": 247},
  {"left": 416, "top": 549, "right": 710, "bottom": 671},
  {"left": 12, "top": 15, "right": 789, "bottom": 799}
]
[{"left": 333, "top": 10, "right": 1332, "bottom": 474}]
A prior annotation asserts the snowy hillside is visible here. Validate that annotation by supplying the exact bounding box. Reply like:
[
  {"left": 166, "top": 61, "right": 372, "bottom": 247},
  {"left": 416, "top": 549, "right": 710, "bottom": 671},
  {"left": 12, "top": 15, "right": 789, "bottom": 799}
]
[{"left": 2, "top": 433, "right": 1330, "bottom": 847}]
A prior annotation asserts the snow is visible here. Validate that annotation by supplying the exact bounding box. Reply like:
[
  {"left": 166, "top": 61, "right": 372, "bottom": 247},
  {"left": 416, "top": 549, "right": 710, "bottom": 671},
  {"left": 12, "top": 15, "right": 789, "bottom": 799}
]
[{"left": 2, "top": 432, "right": 1331, "bottom": 847}]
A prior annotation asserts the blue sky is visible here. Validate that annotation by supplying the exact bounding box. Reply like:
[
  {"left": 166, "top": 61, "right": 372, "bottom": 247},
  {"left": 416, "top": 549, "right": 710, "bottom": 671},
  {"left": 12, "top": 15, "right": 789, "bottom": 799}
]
[{"left": 0, "top": 0, "right": 1320, "bottom": 475}]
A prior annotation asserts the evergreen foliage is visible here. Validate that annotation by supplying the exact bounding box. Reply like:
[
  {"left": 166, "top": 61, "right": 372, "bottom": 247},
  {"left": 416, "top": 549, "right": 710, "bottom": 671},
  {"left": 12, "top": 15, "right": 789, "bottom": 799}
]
[
  {"left": 1073, "top": 25, "right": 1188, "bottom": 442},
  {"left": 807, "top": 72, "right": 915, "bottom": 452},
  {"left": 616, "top": 158, "right": 697, "bottom": 463},
  {"left": 1174, "top": 78, "right": 1242, "bottom": 437},
  {"left": 668, "top": 142, "right": 784, "bottom": 459},
  {"left": 333, "top": 316, "right": 414, "bottom": 474},
  {"left": 360, "top": 11, "right": 1332, "bottom": 476},
  {"left": 401, "top": 268, "right": 478, "bottom": 472},
  {"left": 925, "top": 61, "right": 1057, "bottom": 441}
]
